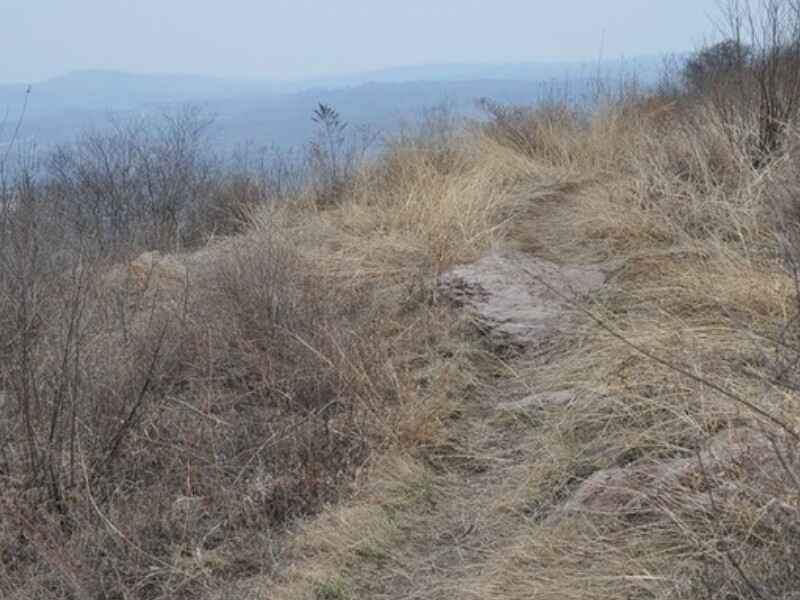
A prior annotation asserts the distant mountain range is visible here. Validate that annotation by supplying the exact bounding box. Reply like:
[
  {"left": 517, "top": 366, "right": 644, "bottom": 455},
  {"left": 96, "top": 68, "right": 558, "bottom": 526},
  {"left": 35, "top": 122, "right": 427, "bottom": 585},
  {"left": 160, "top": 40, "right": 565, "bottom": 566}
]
[
  {"left": 0, "top": 57, "right": 668, "bottom": 152},
  {"left": 293, "top": 56, "right": 665, "bottom": 89}
]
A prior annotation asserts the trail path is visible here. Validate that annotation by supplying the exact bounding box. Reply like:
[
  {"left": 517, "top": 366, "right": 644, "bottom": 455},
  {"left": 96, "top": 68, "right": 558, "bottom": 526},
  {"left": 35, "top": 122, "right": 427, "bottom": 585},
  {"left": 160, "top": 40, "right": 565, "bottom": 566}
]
[
  {"left": 338, "top": 243, "right": 608, "bottom": 599},
  {"left": 222, "top": 184, "right": 778, "bottom": 600},
  {"left": 222, "top": 189, "right": 613, "bottom": 600}
]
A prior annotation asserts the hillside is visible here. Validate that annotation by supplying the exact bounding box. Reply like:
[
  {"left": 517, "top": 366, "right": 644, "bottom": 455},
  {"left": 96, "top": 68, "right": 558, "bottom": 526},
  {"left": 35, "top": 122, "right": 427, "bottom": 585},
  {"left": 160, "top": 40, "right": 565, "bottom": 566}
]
[
  {"left": 217, "top": 101, "right": 800, "bottom": 599},
  {"left": 2, "top": 47, "right": 800, "bottom": 600}
]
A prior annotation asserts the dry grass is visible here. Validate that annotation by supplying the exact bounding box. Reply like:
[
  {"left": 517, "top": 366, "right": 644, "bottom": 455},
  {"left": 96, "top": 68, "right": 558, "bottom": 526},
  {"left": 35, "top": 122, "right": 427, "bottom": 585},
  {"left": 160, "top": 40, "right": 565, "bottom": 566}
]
[
  {"left": 444, "top": 92, "right": 800, "bottom": 599},
  {"left": 5, "top": 69, "right": 800, "bottom": 599},
  {"left": 0, "top": 122, "right": 527, "bottom": 599},
  {"left": 235, "top": 91, "right": 800, "bottom": 599}
]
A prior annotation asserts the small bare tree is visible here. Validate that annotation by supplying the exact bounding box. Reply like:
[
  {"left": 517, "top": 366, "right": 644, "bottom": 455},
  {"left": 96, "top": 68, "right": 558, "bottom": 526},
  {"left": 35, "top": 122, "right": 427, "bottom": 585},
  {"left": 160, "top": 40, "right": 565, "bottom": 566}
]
[
  {"left": 701, "top": 0, "right": 800, "bottom": 159},
  {"left": 306, "top": 103, "right": 376, "bottom": 205},
  {"left": 47, "top": 107, "right": 216, "bottom": 253},
  {"left": 684, "top": 39, "right": 752, "bottom": 94},
  {"left": 308, "top": 103, "right": 348, "bottom": 204}
]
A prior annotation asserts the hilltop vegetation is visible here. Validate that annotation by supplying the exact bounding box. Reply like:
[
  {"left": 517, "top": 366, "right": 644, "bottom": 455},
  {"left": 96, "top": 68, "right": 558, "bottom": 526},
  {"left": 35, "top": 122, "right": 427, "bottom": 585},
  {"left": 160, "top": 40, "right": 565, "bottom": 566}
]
[{"left": 3, "top": 3, "right": 800, "bottom": 598}]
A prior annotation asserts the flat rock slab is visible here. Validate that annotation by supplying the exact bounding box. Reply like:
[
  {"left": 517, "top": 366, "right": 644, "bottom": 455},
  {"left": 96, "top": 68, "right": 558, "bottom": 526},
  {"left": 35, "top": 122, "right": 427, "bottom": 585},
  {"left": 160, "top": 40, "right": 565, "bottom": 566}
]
[{"left": 438, "top": 248, "right": 606, "bottom": 347}]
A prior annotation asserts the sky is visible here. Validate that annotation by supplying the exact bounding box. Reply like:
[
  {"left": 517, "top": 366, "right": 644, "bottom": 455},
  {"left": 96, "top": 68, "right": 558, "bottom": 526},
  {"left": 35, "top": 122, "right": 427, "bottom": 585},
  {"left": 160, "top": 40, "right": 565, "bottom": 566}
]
[{"left": 2, "top": 0, "right": 721, "bottom": 84}]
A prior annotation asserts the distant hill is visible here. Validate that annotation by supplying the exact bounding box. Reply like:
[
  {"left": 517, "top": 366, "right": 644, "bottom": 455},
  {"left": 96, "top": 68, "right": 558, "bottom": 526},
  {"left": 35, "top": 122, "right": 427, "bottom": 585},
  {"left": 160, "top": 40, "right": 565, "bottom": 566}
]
[
  {"left": 293, "top": 55, "right": 666, "bottom": 89},
  {"left": 0, "top": 70, "right": 277, "bottom": 116},
  {"left": 0, "top": 58, "right": 667, "bottom": 152}
]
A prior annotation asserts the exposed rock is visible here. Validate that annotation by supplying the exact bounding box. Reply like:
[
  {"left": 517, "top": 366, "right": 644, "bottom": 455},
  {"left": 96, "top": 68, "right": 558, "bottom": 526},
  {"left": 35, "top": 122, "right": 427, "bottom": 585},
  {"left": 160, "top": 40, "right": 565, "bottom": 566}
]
[
  {"left": 437, "top": 248, "right": 606, "bottom": 347},
  {"left": 558, "top": 460, "right": 693, "bottom": 516},
  {"left": 554, "top": 428, "right": 776, "bottom": 519}
]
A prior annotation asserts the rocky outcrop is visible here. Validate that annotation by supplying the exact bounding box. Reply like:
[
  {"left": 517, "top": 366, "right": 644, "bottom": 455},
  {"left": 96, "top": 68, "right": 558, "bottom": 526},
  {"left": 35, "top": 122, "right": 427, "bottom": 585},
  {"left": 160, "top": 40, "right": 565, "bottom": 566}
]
[{"left": 437, "top": 248, "right": 606, "bottom": 347}]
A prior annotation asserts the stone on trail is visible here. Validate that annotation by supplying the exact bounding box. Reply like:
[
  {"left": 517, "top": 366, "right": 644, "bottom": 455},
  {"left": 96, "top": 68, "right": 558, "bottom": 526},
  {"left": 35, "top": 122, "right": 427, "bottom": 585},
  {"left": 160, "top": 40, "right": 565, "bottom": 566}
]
[
  {"left": 553, "top": 428, "right": 777, "bottom": 520},
  {"left": 437, "top": 248, "right": 606, "bottom": 347}
]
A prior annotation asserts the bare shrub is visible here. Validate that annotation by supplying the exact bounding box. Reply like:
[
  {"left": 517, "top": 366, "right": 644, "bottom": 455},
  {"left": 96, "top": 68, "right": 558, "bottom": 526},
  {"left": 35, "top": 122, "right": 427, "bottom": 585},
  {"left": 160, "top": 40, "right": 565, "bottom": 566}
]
[
  {"left": 0, "top": 169, "right": 190, "bottom": 597},
  {"left": 46, "top": 107, "right": 218, "bottom": 254},
  {"left": 678, "top": 1, "right": 800, "bottom": 162},
  {"left": 684, "top": 39, "right": 752, "bottom": 94},
  {"left": 148, "top": 141, "right": 307, "bottom": 249},
  {"left": 477, "top": 98, "right": 584, "bottom": 163},
  {"left": 0, "top": 135, "right": 481, "bottom": 598},
  {"left": 0, "top": 207, "right": 367, "bottom": 597}
]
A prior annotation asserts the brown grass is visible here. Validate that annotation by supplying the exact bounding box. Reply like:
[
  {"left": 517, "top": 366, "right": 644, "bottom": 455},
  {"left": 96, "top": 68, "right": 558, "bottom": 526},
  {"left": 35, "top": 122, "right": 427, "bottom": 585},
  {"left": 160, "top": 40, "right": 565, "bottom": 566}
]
[
  {"left": 444, "top": 91, "right": 800, "bottom": 599},
  {"left": 4, "top": 70, "right": 800, "bottom": 600},
  {"left": 234, "top": 91, "right": 800, "bottom": 599},
  {"left": 0, "top": 122, "right": 523, "bottom": 599}
]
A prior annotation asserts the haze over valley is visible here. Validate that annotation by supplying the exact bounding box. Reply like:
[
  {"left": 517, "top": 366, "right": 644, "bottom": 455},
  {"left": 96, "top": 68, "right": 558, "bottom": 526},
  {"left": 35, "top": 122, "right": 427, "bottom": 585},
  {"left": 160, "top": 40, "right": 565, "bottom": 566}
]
[{"left": 0, "top": 57, "right": 665, "bottom": 152}]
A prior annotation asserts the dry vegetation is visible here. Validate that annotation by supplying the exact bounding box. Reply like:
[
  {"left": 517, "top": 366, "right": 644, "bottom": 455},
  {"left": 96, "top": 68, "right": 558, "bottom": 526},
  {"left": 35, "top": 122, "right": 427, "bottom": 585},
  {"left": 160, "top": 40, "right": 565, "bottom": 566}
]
[
  {"left": 4, "top": 2, "right": 800, "bottom": 598},
  {"left": 0, "top": 101, "right": 530, "bottom": 598}
]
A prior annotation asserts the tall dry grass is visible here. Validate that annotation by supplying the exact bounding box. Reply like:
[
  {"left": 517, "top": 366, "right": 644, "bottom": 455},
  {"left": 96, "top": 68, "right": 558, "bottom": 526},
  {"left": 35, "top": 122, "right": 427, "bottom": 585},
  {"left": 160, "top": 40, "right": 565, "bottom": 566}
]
[
  {"left": 0, "top": 115, "right": 526, "bottom": 599},
  {"left": 457, "top": 66, "right": 800, "bottom": 598},
  {"left": 6, "top": 36, "right": 800, "bottom": 600},
  {"left": 217, "top": 37, "right": 800, "bottom": 597}
]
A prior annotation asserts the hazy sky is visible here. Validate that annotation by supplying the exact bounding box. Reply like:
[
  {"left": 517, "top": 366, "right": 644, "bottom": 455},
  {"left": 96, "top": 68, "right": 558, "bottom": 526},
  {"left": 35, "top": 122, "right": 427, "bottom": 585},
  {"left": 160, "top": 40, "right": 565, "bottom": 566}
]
[{"left": 2, "top": 0, "right": 720, "bottom": 83}]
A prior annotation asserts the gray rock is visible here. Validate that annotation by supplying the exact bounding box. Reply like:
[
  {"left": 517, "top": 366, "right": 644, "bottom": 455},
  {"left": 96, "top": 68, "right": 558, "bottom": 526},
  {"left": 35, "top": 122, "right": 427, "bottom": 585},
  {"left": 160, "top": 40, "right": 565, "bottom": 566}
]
[
  {"left": 554, "top": 428, "right": 776, "bottom": 519},
  {"left": 438, "top": 248, "right": 606, "bottom": 347}
]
